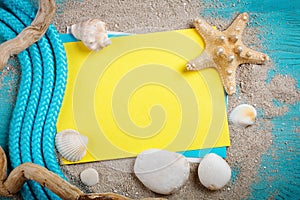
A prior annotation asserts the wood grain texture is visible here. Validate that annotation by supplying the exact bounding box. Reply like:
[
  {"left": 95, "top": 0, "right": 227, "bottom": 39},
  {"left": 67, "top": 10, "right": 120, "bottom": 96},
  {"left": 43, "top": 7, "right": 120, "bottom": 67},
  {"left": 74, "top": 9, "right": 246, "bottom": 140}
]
[{"left": 0, "top": 0, "right": 55, "bottom": 70}]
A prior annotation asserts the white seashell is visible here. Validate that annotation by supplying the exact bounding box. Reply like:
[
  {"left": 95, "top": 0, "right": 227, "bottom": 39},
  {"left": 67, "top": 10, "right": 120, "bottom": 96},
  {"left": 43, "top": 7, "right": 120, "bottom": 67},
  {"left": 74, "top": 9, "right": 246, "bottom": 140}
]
[
  {"left": 70, "top": 19, "right": 112, "bottom": 51},
  {"left": 229, "top": 104, "right": 257, "bottom": 127},
  {"left": 55, "top": 129, "right": 88, "bottom": 162},
  {"left": 80, "top": 168, "right": 99, "bottom": 186},
  {"left": 134, "top": 149, "right": 190, "bottom": 195},
  {"left": 198, "top": 153, "right": 231, "bottom": 190}
]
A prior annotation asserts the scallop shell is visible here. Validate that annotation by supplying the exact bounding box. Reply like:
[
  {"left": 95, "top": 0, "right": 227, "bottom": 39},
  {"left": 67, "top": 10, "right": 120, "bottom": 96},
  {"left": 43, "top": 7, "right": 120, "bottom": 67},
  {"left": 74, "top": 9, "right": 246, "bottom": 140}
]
[
  {"left": 70, "top": 19, "right": 111, "bottom": 51},
  {"left": 55, "top": 129, "right": 88, "bottom": 162},
  {"left": 229, "top": 104, "right": 257, "bottom": 127}
]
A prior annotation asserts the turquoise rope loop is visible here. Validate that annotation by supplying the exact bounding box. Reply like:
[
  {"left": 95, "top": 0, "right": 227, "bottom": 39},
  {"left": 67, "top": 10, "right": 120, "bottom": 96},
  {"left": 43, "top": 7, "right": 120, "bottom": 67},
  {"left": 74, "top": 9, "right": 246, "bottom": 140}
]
[
  {"left": 0, "top": 21, "right": 35, "bottom": 200},
  {"left": 5, "top": 5, "right": 58, "bottom": 199},
  {"left": 10, "top": 2, "right": 68, "bottom": 180},
  {"left": 0, "top": 8, "right": 50, "bottom": 200},
  {"left": 7, "top": 0, "right": 68, "bottom": 176},
  {"left": 0, "top": 0, "right": 68, "bottom": 199},
  {"left": 0, "top": 7, "right": 51, "bottom": 200},
  {"left": 42, "top": 23, "right": 68, "bottom": 176}
]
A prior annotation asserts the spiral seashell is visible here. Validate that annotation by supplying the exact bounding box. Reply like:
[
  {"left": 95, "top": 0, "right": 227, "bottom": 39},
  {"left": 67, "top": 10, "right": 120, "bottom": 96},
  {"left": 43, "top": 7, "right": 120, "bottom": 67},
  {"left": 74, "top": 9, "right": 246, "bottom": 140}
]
[
  {"left": 55, "top": 129, "right": 88, "bottom": 162},
  {"left": 70, "top": 19, "right": 111, "bottom": 51},
  {"left": 229, "top": 104, "right": 257, "bottom": 127}
]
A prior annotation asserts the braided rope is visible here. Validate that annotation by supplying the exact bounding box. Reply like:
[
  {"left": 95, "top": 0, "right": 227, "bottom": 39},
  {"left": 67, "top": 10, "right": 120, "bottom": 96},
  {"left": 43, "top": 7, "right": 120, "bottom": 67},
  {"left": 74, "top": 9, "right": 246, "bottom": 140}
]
[
  {"left": 12, "top": 3, "right": 68, "bottom": 180},
  {"left": 0, "top": 9, "right": 49, "bottom": 200},
  {"left": 0, "top": 1, "right": 68, "bottom": 199},
  {"left": 0, "top": 20, "right": 35, "bottom": 200}
]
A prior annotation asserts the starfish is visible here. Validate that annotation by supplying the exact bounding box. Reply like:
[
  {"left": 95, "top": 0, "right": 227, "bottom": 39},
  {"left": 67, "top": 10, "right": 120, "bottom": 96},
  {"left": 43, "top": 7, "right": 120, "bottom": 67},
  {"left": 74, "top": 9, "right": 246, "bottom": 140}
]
[{"left": 186, "top": 12, "right": 269, "bottom": 95}]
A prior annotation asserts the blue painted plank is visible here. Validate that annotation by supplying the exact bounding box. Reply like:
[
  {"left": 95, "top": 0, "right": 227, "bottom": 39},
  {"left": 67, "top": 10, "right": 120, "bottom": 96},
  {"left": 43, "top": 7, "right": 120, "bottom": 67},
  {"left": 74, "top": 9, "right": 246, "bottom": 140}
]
[{"left": 203, "top": 0, "right": 300, "bottom": 199}]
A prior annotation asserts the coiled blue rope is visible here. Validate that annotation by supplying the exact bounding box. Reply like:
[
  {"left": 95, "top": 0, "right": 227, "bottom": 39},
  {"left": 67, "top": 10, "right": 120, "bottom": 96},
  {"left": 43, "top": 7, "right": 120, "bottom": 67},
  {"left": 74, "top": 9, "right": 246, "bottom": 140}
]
[
  {"left": 0, "top": 20, "right": 35, "bottom": 200},
  {"left": 0, "top": 0, "right": 68, "bottom": 199},
  {"left": 0, "top": 9, "right": 46, "bottom": 200}
]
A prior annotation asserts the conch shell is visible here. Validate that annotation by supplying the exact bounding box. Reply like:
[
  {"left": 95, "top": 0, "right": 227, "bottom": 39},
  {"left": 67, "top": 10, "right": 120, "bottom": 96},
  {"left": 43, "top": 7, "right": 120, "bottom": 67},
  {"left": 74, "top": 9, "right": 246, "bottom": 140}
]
[
  {"left": 70, "top": 19, "right": 111, "bottom": 51},
  {"left": 55, "top": 129, "right": 88, "bottom": 162}
]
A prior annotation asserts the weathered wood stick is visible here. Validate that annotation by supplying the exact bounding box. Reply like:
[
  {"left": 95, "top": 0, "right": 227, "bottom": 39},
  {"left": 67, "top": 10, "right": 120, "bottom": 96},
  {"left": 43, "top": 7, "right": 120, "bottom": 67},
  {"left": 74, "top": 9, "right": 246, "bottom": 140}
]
[
  {"left": 3, "top": 164, "right": 83, "bottom": 198},
  {"left": 0, "top": 147, "right": 165, "bottom": 200},
  {"left": 0, "top": 146, "right": 80, "bottom": 198},
  {"left": 0, "top": 0, "right": 56, "bottom": 70}
]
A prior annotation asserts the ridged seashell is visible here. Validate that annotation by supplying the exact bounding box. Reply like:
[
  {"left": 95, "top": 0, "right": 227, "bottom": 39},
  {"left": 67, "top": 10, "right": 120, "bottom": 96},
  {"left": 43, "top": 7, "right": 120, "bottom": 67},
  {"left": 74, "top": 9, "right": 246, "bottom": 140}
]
[
  {"left": 229, "top": 104, "right": 257, "bottom": 127},
  {"left": 55, "top": 129, "right": 88, "bottom": 162},
  {"left": 70, "top": 19, "right": 111, "bottom": 51}
]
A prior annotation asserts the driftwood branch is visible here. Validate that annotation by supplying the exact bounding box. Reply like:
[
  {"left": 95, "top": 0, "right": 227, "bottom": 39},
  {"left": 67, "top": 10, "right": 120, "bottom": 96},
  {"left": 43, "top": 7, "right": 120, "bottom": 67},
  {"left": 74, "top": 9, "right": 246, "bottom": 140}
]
[
  {"left": 0, "top": 146, "right": 82, "bottom": 199},
  {"left": 0, "top": 0, "right": 56, "bottom": 70},
  {"left": 0, "top": 147, "right": 165, "bottom": 200}
]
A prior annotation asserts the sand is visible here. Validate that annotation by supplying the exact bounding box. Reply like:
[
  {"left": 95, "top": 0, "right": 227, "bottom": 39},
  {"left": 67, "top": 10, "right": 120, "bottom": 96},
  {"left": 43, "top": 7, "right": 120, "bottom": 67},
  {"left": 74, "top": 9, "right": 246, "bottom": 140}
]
[{"left": 2, "top": 0, "right": 298, "bottom": 199}]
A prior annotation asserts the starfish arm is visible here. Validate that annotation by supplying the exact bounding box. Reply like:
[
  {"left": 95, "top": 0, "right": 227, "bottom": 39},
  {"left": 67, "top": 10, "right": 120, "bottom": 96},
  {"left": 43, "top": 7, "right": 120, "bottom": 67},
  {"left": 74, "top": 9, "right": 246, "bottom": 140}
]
[
  {"left": 238, "top": 46, "right": 269, "bottom": 65},
  {"left": 224, "top": 12, "right": 249, "bottom": 37},
  {"left": 187, "top": 13, "right": 269, "bottom": 96},
  {"left": 217, "top": 67, "right": 237, "bottom": 95},
  {"left": 194, "top": 18, "right": 220, "bottom": 41},
  {"left": 186, "top": 50, "right": 215, "bottom": 70}
]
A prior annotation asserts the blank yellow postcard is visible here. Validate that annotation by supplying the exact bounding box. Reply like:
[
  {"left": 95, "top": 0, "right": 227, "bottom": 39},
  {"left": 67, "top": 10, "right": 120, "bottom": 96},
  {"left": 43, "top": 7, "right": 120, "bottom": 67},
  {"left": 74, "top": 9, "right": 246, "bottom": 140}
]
[{"left": 57, "top": 29, "right": 230, "bottom": 164}]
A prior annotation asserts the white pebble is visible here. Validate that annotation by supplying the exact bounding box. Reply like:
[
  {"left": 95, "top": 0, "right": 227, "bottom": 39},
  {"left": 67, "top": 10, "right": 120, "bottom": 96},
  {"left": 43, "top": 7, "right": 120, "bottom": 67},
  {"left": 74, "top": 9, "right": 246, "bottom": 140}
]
[
  {"left": 134, "top": 149, "right": 190, "bottom": 195},
  {"left": 198, "top": 153, "right": 231, "bottom": 190},
  {"left": 80, "top": 168, "right": 99, "bottom": 186}
]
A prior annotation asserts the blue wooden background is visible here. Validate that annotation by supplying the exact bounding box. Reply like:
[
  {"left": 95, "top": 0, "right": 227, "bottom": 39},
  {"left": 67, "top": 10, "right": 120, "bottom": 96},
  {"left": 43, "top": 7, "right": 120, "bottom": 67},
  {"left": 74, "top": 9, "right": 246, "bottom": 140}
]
[
  {"left": 202, "top": 0, "right": 300, "bottom": 199},
  {"left": 0, "top": 0, "right": 299, "bottom": 199}
]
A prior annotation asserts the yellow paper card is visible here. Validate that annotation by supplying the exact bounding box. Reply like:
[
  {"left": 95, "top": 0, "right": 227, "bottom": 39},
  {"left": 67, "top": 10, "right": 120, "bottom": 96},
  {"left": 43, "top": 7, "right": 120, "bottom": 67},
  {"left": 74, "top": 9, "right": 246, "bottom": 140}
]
[{"left": 57, "top": 29, "right": 230, "bottom": 164}]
